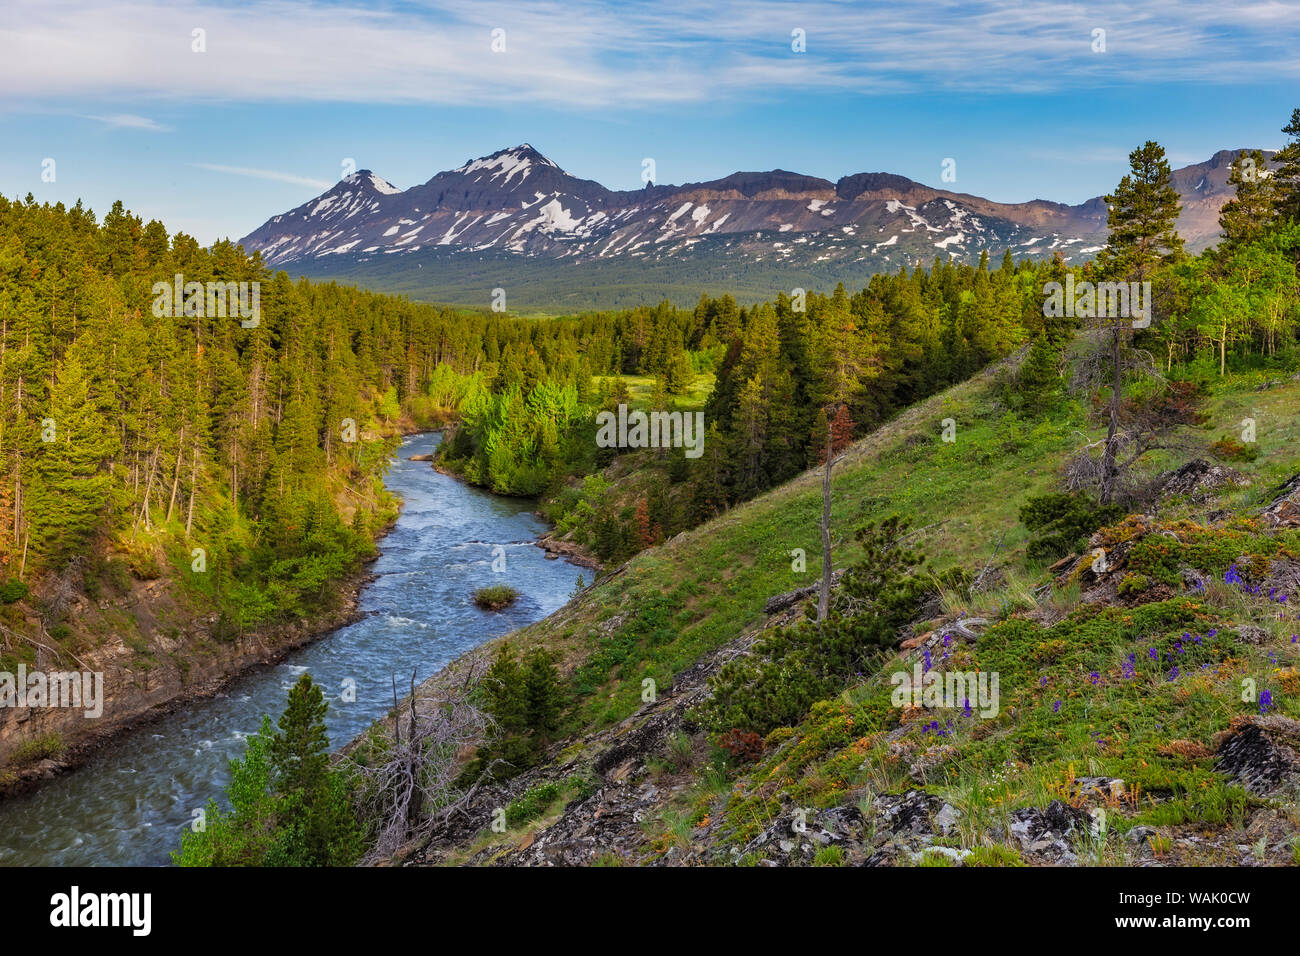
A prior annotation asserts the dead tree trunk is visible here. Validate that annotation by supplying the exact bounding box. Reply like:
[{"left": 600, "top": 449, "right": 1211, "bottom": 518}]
[
  {"left": 1100, "top": 325, "right": 1123, "bottom": 504},
  {"left": 818, "top": 426, "right": 834, "bottom": 622}
]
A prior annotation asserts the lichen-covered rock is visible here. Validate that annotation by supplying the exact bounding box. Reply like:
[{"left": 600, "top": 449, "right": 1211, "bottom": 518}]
[
  {"left": 1007, "top": 800, "right": 1091, "bottom": 864},
  {"left": 1215, "top": 715, "right": 1300, "bottom": 795}
]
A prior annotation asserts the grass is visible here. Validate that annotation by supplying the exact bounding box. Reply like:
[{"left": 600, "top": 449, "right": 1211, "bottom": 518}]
[
  {"left": 473, "top": 584, "right": 520, "bottom": 611},
  {"left": 520, "top": 359, "right": 1092, "bottom": 731},
  {"left": 506, "top": 781, "right": 564, "bottom": 827},
  {"left": 431, "top": 360, "right": 1300, "bottom": 865},
  {"left": 494, "top": 365, "right": 1300, "bottom": 741},
  {"left": 594, "top": 372, "right": 716, "bottom": 411},
  {"left": 9, "top": 733, "right": 65, "bottom": 767}
]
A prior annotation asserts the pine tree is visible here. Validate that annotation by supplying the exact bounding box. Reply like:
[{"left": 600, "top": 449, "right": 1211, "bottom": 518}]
[
  {"left": 1013, "top": 334, "right": 1062, "bottom": 413},
  {"left": 1097, "top": 141, "right": 1184, "bottom": 281},
  {"left": 1092, "top": 141, "right": 1184, "bottom": 503},
  {"left": 269, "top": 673, "right": 331, "bottom": 797},
  {"left": 483, "top": 642, "right": 527, "bottom": 735},
  {"left": 1219, "top": 150, "right": 1277, "bottom": 249},
  {"left": 1273, "top": 107, "right": 1300, "bottom": 223},
  {"left": 522, "top": 646, "right": 563, "bottom": 741},
  {"left": 26, "top": 356, "right": 120, "bottom": 564}
]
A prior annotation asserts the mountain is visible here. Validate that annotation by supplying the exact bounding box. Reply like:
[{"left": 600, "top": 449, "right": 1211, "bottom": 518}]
[{"left": 238, "top": 145, "right": 1274, "bottom": 311}]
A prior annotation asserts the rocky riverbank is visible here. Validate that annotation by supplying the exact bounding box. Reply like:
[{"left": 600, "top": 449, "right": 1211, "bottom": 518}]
[{"left": 0, "top": 544, "right": 388, "bottom": 801}]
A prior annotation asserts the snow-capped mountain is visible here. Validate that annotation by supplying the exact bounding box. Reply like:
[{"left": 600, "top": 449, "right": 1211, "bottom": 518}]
[{"left": 237, "top": 145, "right": 1273, "bottom": 309}]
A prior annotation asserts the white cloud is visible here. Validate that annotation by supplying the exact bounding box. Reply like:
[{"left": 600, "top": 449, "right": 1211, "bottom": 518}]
[
  {"left": 188, "top": 163, "right": 332, "bottom": 189},
  {"left": 83, "top": 112, "right": 170, "bottom": 131},
  {"left": 0, "top": 0, "right": 1296, "bottom": 108}
]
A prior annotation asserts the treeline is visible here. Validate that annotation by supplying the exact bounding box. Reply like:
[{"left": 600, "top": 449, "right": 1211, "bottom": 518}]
[
  {"left": 0, "top": 194, "right": 615, "bottom": 640},
  {"left": 532, "top": 256, "right": 1074, "bottom": 564}
]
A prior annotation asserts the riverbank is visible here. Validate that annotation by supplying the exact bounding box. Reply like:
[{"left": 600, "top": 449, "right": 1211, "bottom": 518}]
[
  {"left": 0, "top": 431, "right": 594, "bottom": 866},
  {"left": 428, "top": 455, "right": 604, "bottom": 572},
  {"left": 0, "top": 535, "right": 391, "bottom": 802}
]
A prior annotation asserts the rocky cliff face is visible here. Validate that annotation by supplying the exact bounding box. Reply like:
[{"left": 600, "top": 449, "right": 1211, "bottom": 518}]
[{"left": 0, "top": 564, "right": 372, "bottom": 798}]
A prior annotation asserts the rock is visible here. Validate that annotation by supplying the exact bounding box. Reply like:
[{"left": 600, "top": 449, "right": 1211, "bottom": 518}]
[
  {"left": 934, "top": 803, "right": 960, "bottom": 835},
  {"left": 1260, "top": 472, "right": 1300, "bottom": 528},
  {"left": 1074, "top": 776, "right": 1125, "bottom": 800},
  {"left": 536, "top": 533, "right": 602, "bottom": 571},
  {"left": 1126, "top": 825, "right": 1158, "bottom": 845},
  {"left": 1156, "top": 459, "right": 1250, "bottom": 503},
  {"left": 1215, "top": 716, "right": 1300, "bottom": 795},
  {"left": 408, "top": 453, "right": 434, "bottom": 461},
  {"left": 1007, "top": 800, "right": 1091, "bottom": 863},
  {"left": 1234, "top": 623, "right": 1271, "bottom": 646},
  {"left": 873, "top": 789, "right": 943, "bottom": 835}
]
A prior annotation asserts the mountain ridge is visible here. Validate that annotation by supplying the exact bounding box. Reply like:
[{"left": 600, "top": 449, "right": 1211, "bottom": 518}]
[{"left": 239, "top": 145, "right": 1276, "bottom": 309}]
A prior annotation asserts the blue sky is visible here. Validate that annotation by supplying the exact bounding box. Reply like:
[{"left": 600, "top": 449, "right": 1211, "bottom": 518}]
[{"left": 2, "top": 0, "right": 1298, "bottom": 244}]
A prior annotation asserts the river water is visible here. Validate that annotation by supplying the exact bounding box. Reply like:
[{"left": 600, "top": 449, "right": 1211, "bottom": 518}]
[{"left": 0, "top": 433, "right": 584, "bottom": 866}]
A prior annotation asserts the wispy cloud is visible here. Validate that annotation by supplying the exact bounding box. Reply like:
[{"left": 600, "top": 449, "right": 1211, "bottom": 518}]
[
  {"left": 83, "top": 113, "right": 170, "bottom": 131},
  {"left": 188, "top": 163, "right": 332, "bottom": 189},
  {"left": 1, "top": 0, "right": 1296, "bottom": 109}
]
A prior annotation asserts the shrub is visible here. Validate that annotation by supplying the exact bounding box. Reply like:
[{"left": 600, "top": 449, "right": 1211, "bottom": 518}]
[
  {"left": 10, "top": 733, "right": 64, "bottom": 766},
  {"left": 1117, "top": 573, "right": 1150, "bottom": 596},
  {"left": 1210, "top": 435, "right": 1258, "bottom": 462},
  {"left": 506, "top": 781, "right": 562, "bottom": 827},
  {"left": 718, "top": 729, "right": 765, "bottom": 762},
  {"left": 701, "top": 516, "right": 930, "bottom": 735},
  {"left": 0, "top": 579, "right": 28, "bottom": 605},
  {"left": 1019, "top": 492, "right": 1125, "bottom": 562}
]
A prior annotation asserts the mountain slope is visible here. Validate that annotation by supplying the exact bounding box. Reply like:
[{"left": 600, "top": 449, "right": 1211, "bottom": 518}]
[
  {"left": 393, "top": 358, "right": 1300, "bottom": 866},
  {"left": 239, "top": 146, "right": 1276, "bottom": 310}
]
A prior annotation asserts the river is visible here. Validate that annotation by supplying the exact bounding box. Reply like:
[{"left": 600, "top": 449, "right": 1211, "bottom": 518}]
[{"left": 0, "top": 432, "right": 585, "bottom": 866}]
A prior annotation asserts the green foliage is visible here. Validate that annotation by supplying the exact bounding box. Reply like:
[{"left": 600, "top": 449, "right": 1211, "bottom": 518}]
[
  {"left": 466, "top": 642, "right": 568, "bottom": 782},
  {"left": 812, "top": 845, "right": 846, "bottom": 866},
  {"left": 967, "top": 845, "right": 1025, "bottom": 867},
  {"left": 438, "top": 376, "right": 594, "bottom": 496},
  {"left": 1019, "top": 492, "right": 1125, "bottom": 562},
  {"left": 473, "top": 584, "right": 519, "bottom": 610},
  {"left": 1097, "top": 140, "right": 1184, "bottom": 279},
  {"left": 0, "top": 579, "right": 28, "bottom": 604},
  {"left": 700, "top": 515, "right": 930, "bottom": 736},
  {"left": 270, "top": 674, "right": 331, "bottom": 796},
  {"left": 172, "top": 675, "right": 363, "bottom": 866},
  {"left": 505, "top": 781, "right": 562, "bottom": 827},
  {"left": 1008, "top": 335, "right": 1063, "bottom": 414},
  {"left": 9, "top": 733, "right": 64, "bottom": 766}
]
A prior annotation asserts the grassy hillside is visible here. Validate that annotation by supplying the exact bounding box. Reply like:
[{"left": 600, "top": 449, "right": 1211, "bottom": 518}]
[{"left": 415, "top": 352, "right": 1300, "bottom": 867}]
